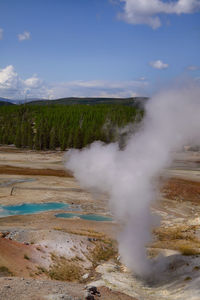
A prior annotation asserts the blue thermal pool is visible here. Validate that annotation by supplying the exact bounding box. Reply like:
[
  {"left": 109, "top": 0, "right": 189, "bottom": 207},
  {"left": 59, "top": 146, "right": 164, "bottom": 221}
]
[
  {"left": 55, "top": 213, "right": 112, "bottom": 222},
  {"left": 0, "top": 202, "right": 75, "bottom": 218}
]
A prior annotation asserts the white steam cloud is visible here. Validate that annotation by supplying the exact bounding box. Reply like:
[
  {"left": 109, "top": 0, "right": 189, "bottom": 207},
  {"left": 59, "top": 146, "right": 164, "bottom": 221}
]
[{"left": 66, "top": 85, "right": 200, "bottom": 277}]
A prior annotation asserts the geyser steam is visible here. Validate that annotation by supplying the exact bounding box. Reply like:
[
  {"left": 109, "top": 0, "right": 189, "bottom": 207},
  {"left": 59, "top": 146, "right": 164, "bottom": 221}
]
[{"left": 66, "top": 86, "right": 200, "bottom": 276}]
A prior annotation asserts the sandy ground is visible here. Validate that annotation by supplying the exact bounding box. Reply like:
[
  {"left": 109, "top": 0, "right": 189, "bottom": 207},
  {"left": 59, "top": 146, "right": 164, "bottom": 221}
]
[{"left": 0, "top": 146, "right": 200, "bottom": 300}]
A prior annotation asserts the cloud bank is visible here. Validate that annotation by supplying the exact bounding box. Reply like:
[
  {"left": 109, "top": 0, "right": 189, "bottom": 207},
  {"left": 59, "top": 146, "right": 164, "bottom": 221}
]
[
  {"left": 48, "top": 79, "right": 149, "bottom": 99},
  {"left": 66, "top": 85, "right": 200, "bottom": 277},
  {"left": 119, "top": 0, "right": 200, "bottom": 28},
  {"left": 0, "top": 65, "right": 148, "bottom": 100}
]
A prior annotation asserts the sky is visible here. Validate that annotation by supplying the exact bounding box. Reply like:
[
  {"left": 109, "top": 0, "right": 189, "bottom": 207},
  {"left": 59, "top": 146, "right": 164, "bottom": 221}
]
[{"left": 0, "top": 0, "right": 200, "bottom": 100}]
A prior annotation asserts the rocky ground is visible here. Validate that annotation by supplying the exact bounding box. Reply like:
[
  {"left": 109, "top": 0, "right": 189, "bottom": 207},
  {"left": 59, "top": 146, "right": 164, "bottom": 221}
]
[
  {"left": 0, "top": 277, "right": 83, "bottom": 300},
  {"left": 0, "top": 146, "right": 200, "bottom": 299}
]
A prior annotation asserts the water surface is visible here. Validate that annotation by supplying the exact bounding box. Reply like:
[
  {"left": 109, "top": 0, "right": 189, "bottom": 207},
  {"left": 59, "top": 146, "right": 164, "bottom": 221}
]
[
  {"left": 55, "top": 212, "right": 112, "bottom": 221},
  {"left": 0, "top": 202, "right": 72, "bottom": 218}
]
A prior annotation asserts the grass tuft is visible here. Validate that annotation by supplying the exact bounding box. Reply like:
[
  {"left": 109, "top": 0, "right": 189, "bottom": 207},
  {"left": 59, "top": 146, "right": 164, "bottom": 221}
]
[
  {"left": 153, "top": 224, "right": 200, "bottom": 256},
  {"left": 178, "top": 243, "right": 200, "bottom": 256},
  {"left": 91, "top": 240, "right": 117, "bottom": 267},
  {"left": 48, "top": 255, "right": 83, "bottom": 282},
  {"left": 24, "top": 254, "right": 30, "bottom": 260},
  {"left": 0, "top": 266, "right": 13, "bottom": 276}
]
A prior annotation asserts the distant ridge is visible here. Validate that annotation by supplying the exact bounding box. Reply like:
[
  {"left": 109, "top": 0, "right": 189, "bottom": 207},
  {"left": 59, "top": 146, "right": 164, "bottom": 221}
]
[
  {"left": 0, "top": 96, "right": 149, "bottom": 107},
  {"left": 0, "top": 97, "right": 46, "bottom": 105},
  {"left": 27, "top": 97, "right": 149, "bottom": 107},
  {"left": 0, "top": 98, "right": 14, "bottom": 106}
]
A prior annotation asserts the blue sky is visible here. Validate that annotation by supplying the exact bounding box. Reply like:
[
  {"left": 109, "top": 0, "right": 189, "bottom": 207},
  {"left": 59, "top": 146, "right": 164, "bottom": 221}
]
[{"left": 0, "top": 0, "right": 200, "bottom": 99}]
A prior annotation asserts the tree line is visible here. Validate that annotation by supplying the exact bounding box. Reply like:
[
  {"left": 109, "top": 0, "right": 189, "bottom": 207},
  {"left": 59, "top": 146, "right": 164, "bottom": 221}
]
[{"left": 0, "top": 104, "right": 143, "bottom": 150}]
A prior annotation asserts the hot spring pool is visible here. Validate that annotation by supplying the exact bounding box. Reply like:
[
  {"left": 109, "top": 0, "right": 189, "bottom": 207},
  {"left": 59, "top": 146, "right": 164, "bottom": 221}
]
[
  {"left": 0, "top": 202, "right": 75, "bottom": 218},
  {"left": 55, "top": 212, "right": 112, "bottom": 222}
]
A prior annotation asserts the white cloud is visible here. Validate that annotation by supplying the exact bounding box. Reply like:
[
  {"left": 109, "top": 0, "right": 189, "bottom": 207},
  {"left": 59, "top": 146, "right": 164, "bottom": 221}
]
[
  {"left": 119, "top": 0, "right": 200, "bottom": 28},
  {"left": 0, "top": 65, "right": 19, "bottom": 90},
  {"left": 0, "top": 28, "right": 3, "bottom": 40},
  {"left": 149, "top": 60, "right": 169, "bottom": 69},
  {"left": 18, "top": 31, "right": 31, "bottom": 41},
  {"left": 0, "top": 65, "right": 47, "bottom": 99},
  {"left": 0, "top": 65, "right": 148, "bottom": 100},
  {"left": 24, "top": 76, "right": 43, "bottom": 88},
  {"left": 187, "top": 65, "right": 199, "bottom": 71}
]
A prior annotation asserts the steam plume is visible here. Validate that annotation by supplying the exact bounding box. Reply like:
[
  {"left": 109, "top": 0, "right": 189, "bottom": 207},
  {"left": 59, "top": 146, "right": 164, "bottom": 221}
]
[{"left": 66, "top": 86, "right": 200, "bottom": 276}]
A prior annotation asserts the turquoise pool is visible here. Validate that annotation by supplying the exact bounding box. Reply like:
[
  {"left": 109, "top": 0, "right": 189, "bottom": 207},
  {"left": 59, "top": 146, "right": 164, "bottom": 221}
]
[
  {"left": 55, "top": 212, "right": 112, "bottom": 222},
  {"left": 0, "top": 202, "right": 73, "bottom": 218}
]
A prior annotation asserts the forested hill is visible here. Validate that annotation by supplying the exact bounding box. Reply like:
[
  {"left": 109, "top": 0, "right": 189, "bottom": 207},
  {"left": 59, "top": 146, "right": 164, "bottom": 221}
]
[
  {"left": 0, "top": 100, "right": 14, "bottom": 106},
  {"left": 0, "top": 104, "right": 143, "bottom": 150},
  {"left": 27, "top": 97, "right": 148, "bottom": 107}
]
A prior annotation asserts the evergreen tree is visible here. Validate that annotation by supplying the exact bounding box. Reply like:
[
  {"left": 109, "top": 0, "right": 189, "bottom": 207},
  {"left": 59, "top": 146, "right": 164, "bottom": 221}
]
[
  {"left": 0, "top": 104, "right": 143, "bottom": 150},
  {"left": 15, "top": 127, "right": 22, "bottom": 148},
  {"left": 49, "top": 127, "right": 56, "bottom": 150}
]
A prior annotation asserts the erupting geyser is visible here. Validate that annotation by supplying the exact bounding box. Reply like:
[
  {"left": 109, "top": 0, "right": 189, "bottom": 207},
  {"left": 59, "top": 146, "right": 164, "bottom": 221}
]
[{"left": 66, "top": 85, "right": 200, "bottom": 277}]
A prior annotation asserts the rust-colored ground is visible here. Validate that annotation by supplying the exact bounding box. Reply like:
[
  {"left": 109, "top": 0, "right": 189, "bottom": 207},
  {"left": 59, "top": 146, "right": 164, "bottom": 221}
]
[
  {"left": 162, "top": 178, "right": 200, "bottom": 203},
  {"left": 0, "top": 237, "right": 44, "bottom": 278},
  {"left": 0, "top": 165, "right": 72, "bottom": 177}
]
